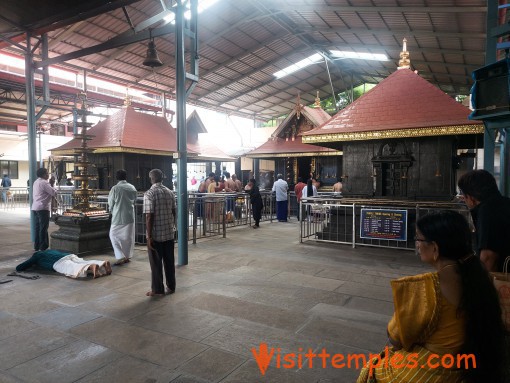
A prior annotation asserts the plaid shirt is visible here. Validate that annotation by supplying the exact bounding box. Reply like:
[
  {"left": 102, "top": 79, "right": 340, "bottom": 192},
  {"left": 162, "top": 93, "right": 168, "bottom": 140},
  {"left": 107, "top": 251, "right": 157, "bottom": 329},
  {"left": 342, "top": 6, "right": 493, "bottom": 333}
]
[{"left": 143, "top": 182, "right": 176, "bottom": 242}]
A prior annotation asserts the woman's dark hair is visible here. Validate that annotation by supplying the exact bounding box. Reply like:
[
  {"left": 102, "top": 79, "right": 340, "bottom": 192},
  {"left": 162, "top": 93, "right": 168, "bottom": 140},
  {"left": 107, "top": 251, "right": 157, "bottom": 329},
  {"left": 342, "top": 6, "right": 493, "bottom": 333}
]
[
  {"left": 307, "top": 178, "right": 313, "bottom": 197},
  {"left": 249, "top": 178, "right": 256, "bottom": 186},
  {"left": 417, "top": 210, "right": 507, "bottom": 383}
]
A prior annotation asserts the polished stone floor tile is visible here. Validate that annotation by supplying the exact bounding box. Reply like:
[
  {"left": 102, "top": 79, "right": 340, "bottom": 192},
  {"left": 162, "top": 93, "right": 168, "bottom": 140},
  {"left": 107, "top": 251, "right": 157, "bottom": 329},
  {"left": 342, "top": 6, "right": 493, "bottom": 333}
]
[
  {"left": 269, "top": 271, "right": 345, "bottom": 292},
  {"left": 49, "top": 286, "right": 116, "bottom": 307},
  {"left": 240, "top": 290, "right": 318, "bottom": 313},
  {"left": 70, "top": 317, "right": 208, "bottom": 369},
  {"left": 187, "top": 281, "right": 252, "bottom": 298},
  {"left": 308, "top": 303, "right": 391, "bottom": 332},
  {"left": 7, "top": 339, "right": 120, "bottom": 383},
  {"left": 177, "top": 347, "right": 246, "bottom": 382},
  {"left": 0, "top": 326, "right": 75, "bottom": 369},
  {"left": 79, "top": 292, "right": 167, "bottom": 321},
  {"left": 297, "top": 316, "right": 388, "bottom": 352},
  {"left": 75, "top": 355, "right": 179, "bottom": 383},
  {"left": 129, "top": 304, "right": 234, "bottom": 342},
  {"left": 187, "top": 293, "right": 309, "bottom": 331},
  {"left": 333, "top": 281, "right": 393, "bottom": 301},
  {"left": 1, "top": 290, "right": 63, "bottom": 317},
  {"left": 202, "top": 320, "right": 319, "bottom": 359},
  {"left": 0, "top": 370, "right": 25, "bottom": 383},
  {"left": 0, "top": 311, "right": 39, "bottom": 340},
  {"left": 219, "top": 360, "right": 319, "bottom": 383},
  {"left": 31, "top": 306, "right": 102, "bottom": 331}
]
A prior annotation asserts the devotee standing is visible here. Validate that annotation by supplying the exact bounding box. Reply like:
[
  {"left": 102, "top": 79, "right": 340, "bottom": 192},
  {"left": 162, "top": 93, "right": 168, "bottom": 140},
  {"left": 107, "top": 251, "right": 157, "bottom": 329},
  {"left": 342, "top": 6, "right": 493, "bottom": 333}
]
[
  {"left": 458, "top": 169, "right": 510, "bottom": 272},
  {"left": 332, "top": 178, "right": 343, "bottom": 193},
  {"left": 144, "top": 169, "right": 176, "bottom": 297},
  {"left": 32, "top": 168, "right": 57, "bottom": 251},
  {"left": 294, "top": 177, "right": 306, "bottom": 220},
  {"left": 231, "top": 174, "right": 243, "bottom": 192},
  {"left": 1, "top": 173, "right": 11, "bottom": 202},
  {"left": 108, "top": 169, "right": 137, "bottom": 265},
  {"left": 245, "top": 178, "right": 263, "bottom": 228},
  {"left": 272, "top": 173, "right": 288, "bottom": 222}
]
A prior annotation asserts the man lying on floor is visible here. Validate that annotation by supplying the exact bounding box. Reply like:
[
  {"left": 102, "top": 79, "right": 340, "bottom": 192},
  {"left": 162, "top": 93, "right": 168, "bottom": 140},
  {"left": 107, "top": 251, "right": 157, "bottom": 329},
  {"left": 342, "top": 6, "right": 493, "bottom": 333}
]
[{"left": 16, "top": 249, "right": 112, "bottom": 279}]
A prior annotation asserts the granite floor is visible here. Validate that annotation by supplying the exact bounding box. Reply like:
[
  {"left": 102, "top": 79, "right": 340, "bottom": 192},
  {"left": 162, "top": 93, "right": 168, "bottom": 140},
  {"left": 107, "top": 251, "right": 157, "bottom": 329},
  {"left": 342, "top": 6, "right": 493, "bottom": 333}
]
[{"left": 0, "top": 208, "right": 428, "bottom": 383}]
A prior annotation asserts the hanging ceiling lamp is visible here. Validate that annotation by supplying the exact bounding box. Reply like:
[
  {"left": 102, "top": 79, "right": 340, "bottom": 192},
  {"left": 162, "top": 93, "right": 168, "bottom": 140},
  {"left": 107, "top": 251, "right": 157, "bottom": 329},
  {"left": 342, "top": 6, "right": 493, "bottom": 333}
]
[{"left": 143, "top": 30, "right": 163, "bottom": 68}]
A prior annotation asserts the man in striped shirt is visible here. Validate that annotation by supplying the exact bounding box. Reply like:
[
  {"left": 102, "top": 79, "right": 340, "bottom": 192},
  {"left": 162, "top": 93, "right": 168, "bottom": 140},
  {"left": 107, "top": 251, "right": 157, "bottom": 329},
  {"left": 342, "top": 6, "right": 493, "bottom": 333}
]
[{"left": 143, "top": 169, "right": 176, "bottom": 297}]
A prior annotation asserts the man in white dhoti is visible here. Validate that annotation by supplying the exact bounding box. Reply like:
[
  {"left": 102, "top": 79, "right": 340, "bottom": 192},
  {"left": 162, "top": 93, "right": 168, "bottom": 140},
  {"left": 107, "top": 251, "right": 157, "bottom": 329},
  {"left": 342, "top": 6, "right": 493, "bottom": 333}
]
[
  {"left": 108, "top": 169, "right": 138, "bottom": 266},
  {"left": 16, "top": 250, "right": 112, "bottom": 279}
]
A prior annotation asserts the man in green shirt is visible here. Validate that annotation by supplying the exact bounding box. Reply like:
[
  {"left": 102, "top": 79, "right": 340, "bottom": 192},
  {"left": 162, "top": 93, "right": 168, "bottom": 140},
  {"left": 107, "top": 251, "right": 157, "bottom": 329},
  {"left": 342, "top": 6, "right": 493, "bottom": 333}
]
[{"left": 108, "top": 169, "right": 138, "bottom": 265}]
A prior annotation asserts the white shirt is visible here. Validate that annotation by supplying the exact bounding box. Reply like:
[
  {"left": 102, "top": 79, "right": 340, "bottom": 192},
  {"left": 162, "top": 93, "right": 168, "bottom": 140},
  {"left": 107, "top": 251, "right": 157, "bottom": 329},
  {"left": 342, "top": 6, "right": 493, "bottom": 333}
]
[
  {"left": 301, "top": 185, "right": 318, "bottom": 199},
  {"left": 32, "top": 177, "right": 57, "bottom": 211},
  {"left": 272, "top": 178, "right": 288, "bottom": 201}
]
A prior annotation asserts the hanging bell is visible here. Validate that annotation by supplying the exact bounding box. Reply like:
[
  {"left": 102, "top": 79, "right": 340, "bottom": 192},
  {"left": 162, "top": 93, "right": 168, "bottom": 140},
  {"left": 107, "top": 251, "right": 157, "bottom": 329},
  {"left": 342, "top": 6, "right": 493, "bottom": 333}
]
[{"left": 143, "top": 41, "right": 163, "bottom": 68}]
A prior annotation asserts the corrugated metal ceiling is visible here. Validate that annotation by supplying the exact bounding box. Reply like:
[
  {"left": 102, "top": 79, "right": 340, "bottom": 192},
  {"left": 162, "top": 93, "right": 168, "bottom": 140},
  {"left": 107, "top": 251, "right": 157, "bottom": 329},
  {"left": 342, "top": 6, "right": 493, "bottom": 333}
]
[{"left": 0, "top": 0, "right": 493, "bottom": 124}]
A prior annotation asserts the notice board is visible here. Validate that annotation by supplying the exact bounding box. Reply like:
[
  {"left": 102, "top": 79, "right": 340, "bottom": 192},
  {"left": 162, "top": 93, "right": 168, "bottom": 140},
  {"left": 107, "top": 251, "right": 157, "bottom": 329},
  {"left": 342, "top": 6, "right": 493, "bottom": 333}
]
[{"left": 360, "top": 209, "right": 407, "bottom": 241}]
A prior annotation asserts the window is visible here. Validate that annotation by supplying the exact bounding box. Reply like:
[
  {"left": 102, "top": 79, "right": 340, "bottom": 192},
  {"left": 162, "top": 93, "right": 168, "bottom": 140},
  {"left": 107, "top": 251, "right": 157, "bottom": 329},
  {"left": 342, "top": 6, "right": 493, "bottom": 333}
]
[
  {"left": 0, "top": 124, "right": 17, "bottom": 132},
  {"left": 0, "top": 161, "right": 19, "bottom": 179},
  {"left": 50, "top": 123, "right": 66, "bottom": 136}
]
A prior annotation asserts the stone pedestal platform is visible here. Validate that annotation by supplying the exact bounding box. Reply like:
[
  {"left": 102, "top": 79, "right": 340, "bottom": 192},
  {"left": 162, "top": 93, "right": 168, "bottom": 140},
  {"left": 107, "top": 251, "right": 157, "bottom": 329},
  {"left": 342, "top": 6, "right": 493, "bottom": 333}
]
[{"left": 50, "top": 214, "right": 111, "bottom": 254}]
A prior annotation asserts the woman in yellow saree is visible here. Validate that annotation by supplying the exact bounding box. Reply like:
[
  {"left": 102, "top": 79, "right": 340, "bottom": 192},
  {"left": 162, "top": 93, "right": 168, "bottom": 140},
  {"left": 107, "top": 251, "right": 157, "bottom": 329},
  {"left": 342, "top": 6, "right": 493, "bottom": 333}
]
[{"left": 357, "top": 210, "right": 507, "bottom": 383}]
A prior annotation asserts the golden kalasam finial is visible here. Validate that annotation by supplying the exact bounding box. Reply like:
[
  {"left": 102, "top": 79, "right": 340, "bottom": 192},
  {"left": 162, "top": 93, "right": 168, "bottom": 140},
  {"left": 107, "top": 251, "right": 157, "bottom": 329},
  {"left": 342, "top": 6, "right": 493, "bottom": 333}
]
[
  {"left": 398, "top": 38, "right": 411, "bottom": 69},
  {"left": 296, "top": 92, "right": 303, "bottom": 119},
  {"left": 124, "top": 88, "right": 132, "bottom": 107},
  {"left": 77, "top": 91, "right": 88, "bottom": 109},
  {"left": 314, "top": 91, "right": 321, "bottom": 108}
]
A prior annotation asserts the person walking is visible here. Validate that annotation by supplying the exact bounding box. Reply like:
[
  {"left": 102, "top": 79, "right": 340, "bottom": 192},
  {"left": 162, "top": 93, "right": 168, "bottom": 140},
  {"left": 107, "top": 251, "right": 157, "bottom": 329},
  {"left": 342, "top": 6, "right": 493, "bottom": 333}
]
[
  {"left": 108, "top": 169, "right": 137, "bottom": 266},
  {"left": 32, "top": 168, "right": 57, "bottom": 251},
  {"left": 272, "top": 173, "right": 288, "bottom": 222},
  {"left": 143, "top": 169, "right": 176, "bottom": 297},
  {"left": 245, "top": 178, "right": 263, "bottom": 228}
]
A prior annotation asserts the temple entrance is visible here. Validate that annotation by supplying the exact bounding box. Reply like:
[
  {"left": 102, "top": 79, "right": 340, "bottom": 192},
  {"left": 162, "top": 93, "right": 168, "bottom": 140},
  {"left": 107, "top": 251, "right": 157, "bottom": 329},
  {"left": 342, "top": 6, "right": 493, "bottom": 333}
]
[
  {"left": 373, "top": 141, "right": 413, "bottom": 198},
  {"left": 381, "top": 162, "right": 402, "bottom": 197},
  {"left": 297, "top": 157, "right": 311, "bottom": 181}
]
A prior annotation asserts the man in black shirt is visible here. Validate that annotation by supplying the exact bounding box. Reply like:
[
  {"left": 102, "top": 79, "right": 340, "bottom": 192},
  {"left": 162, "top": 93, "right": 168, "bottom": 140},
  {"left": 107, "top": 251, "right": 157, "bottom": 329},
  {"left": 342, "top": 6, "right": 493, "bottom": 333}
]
[{"left": 458, "top": 170, "right": 510, "bottom": 272}]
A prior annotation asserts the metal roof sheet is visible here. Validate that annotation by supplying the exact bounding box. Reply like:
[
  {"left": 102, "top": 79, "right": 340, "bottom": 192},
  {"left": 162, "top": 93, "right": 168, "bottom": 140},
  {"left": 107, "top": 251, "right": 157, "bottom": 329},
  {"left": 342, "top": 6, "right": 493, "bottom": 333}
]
[{"left": 0, "top": 0, "right": 491, "bottom": 125}]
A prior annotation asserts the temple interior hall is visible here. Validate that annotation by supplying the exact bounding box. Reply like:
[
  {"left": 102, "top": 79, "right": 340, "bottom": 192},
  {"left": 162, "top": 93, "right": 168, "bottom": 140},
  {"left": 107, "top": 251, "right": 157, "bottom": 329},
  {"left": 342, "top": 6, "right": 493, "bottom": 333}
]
[{"left": 0, "top": 1, "right": 509, "bottom": 382}]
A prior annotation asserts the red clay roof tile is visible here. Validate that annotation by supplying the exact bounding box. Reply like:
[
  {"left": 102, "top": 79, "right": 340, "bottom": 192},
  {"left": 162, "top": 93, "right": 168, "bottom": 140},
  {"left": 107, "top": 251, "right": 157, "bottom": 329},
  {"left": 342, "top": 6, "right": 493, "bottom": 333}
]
[{"left": 303, "top": 69, "right": 482, "bottom": 137}]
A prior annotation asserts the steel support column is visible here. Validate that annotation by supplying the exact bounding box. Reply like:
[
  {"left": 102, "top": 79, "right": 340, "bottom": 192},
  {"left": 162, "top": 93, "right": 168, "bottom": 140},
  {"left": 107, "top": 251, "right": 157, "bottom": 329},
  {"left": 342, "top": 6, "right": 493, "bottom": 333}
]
[
  {"left": 483, "top": 0, "right": 499, "bottom": 173},
  {"left": 175, "top": 0, "right": 198, "bottom": 266},
  {"left": 25, "top": 33, "right": 37, "bottom": 242},
  {"left": 175, "top": 0, "right": 188, "bottom": 266}
]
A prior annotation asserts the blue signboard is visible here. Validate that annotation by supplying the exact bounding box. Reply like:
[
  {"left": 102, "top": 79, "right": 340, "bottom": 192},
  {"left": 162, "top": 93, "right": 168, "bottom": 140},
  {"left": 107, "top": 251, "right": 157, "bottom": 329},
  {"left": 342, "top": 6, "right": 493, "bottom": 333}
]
[{"left": 360, "top": 209, "right": 407, "bottom": 241}]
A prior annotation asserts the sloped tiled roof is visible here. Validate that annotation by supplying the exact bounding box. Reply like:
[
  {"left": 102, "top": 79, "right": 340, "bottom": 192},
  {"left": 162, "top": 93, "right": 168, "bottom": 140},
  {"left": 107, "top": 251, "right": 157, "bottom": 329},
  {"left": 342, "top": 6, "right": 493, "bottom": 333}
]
[
  {"left": 272, "top": 105, "right": 331, "bottom": 138},
  {"left": 51, "top": 107, "right": 198, "bottom": 156},
  {"left": 248, "top": 104, "right": 339, "bottom": 157},
  {"left": 246, "top": 136, "right": 338, "bottom": 158},
  {"left": 303, "top": 69, "right": 483, "bottom": 144}
]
